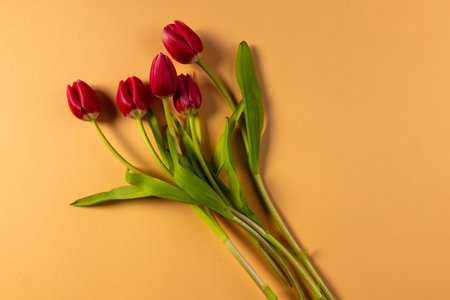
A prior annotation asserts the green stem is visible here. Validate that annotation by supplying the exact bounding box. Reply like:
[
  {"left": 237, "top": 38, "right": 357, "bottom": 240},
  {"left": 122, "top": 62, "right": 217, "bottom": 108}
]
[
  {"left": 245, "top": 226, "right": 307, "bottom": 300},
  {"left": 231, "top": 209, "right": 325, "bottom": 300},
  {"left": 197, "top": 59, "right": 236, "bottom": 109},
  {"left": 90, "top": 118, "right": 276, "bottom": 299},
  {"left": 198, "top": 60, "right": 333, "bottom": 300},
  {"left": 136, "top": 117, "right": 173, "bottom": 180},
  {"left": 188, "top": 112, "right": 292, "bottom": 287},
  {"left": 253, "top": 173, "right": 301, "bottom": 255},
  {"left": 189, "top": 197, "right": 277, "bottom": 300},
  {"left": 162, "top": 97, "right": 182, "bottom": 153},
  {"left": 90, "top": 120, "right": 144, "bottom": 174},
  {"left": 188, "top": 113, "right": 228, "bottom": 202},
  {"left": 248, "top": 235, "right": 291, "bottom": 287},
  {"left": 254, "top": 174, "right": 334, "bottom": 300}
]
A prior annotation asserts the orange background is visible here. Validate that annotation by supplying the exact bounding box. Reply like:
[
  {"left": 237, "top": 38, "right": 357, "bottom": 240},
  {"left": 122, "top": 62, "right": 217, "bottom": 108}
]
[{"left": 1, "top": 1, "right": 449, "bottom": 299}]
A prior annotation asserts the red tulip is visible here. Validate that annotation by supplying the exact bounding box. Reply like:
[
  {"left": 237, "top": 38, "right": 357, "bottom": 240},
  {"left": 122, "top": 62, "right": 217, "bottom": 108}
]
[
  {"left": 150, "top": 53, "right": 178, "bottom": 98},
  {"left": 173, "top": 74, "right": 202, "bottom": 114},
  {"left": 162, "top": 20, "right": 203, "bottom": 64},
  {"left": 67, "top": 80, "right": 100, "bottom": 120},
  {"left": 116, "top": 76, "right": 150, "bottom": 118}
]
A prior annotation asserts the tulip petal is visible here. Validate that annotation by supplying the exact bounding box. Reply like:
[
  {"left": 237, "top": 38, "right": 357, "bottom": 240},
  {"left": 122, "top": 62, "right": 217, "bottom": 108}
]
[
  {"left": 74, "top": 80, "right": 100, "bottom": 115},
  {"left": 174, "top": 20, "right": 203, "bottom": 54},
  {"left": 116, "top": 80, "right": 134, "bottom": 117},
  {"left": 185, "top": 75, "right": 202, "bottom": 109},
  {"left": 162, "top": 27, "right": 196, "bottom": 64},
  {"left": 67, "top": 84, "right": 86, "bottom": 120},
  {"left": 129, "top": 76, "right": 149, "bottom": 111},
  {"left": 150, "top": 53, "right": 177, "bottom": 98}
]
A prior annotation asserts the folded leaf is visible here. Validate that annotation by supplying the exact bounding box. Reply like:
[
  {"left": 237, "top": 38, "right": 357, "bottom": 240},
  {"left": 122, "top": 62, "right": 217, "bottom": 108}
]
[
  {"left": 166, "top": 127, "right": 179, "bottom": 166},
  {"left": 71, "top": 186, "right": 160, "bottom": 206},
  {"left": 211, "top": 101, "right": 244, "bottom": 175},
  {"left": 193, "top": 113, "right": 202, "bottom": 144},
  {"left": 125, "top": 171, "right": 192, "bottom": 204},
  {"left": 174, "top": 165, "right": 233, "bottom": 219},
  {"left": 147, "top": 110, "right": 173, "bottom": 171},
  {"left": 222, "top": 119, "right": 259, "bottom": 223},
  {"left": 173, "top": 116, "right": 207, "bottom": 181},
  {"left": 235, "top": 41, "right": 263, "bottom": 174}
]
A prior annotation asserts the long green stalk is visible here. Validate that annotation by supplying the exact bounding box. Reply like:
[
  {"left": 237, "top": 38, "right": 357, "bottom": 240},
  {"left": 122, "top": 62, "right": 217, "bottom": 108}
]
[
  {"left": 92, "top": 118, "right": 277, "bottom": 299},
  {"left": 191, "top": 205, "right": 277, "bottom": 300},
  {"left": 231, "top": 209, "right": 325, "bottom": 300},
  {"left": 159, "top": 104, "right": 277, "bottom": 299},
  {"left": 197, "top": 59, "right": 334, "bottom": 300},
  {"left": 162, "top": 97, "right": 182, "bottom": 153},
  {"left": 136, "top": 117, "right": 173, "bottom": 179},
  {"left": 255, "top": 174, "right": 334, "bottom": 300},
  {"left": 187, "top": 112, "right": 293, "bottom": 288},
  {"left": 91, "top": 120, "right": 144, "bottom": 174}
]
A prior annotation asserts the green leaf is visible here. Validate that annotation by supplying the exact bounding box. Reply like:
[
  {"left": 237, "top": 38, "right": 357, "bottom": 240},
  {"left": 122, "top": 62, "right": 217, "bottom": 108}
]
[
  {"left": 125, "top": 171, "right": 194, "bottom": 204},
  {"left": 222, "top": 119, "right": 240, "bottom": 204},
  {"left": 166, "top": 127, "right": 179, "bottom": 166},
  {"left": 174, "top": 165, "right": 233, "bottom": 219},
  {"left": 211, "top": 131, "right": 225, "bottom": 175},
  {"left": 193, "top": 113, "right": 202, "bottom": 144},
  {"left": 147, "top": 111, "right": 173, "bottom": 171},
  {"left": 235, "top": 41, "right": 263, "bottom": 174},
  {"left": 210, "top": 101, "right": 245, "bottom": 175},
  {"left": 222, "top": 119, "right": 259, "bottom": 223},
  {"left": 173, "top": 116, "right": 207, "bottom": 181},
  {"left": 71, "top": 186, "right": 157, "bottom": 206}
]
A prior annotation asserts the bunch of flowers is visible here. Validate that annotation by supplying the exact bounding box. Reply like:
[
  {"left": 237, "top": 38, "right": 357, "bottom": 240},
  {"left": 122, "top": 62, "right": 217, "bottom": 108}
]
[{"left": 67, "top": 21, "right": 333, "bottom": 300}]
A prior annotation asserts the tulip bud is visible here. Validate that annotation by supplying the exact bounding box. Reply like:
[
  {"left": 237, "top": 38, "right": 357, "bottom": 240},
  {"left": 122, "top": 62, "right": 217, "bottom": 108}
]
[
  {"left": 150, "top": 53, "right": 178, "bottom": 98},
  {"left": 116, "top": 76, "right": 150, "bottom": 119},
  {"left": 162, "top": 20, "right": 203, "bottom": 64},
  {"left": 67, "top": 80, "right": 101, "bottom": 120},
  {"left": 173, "top": 74, "right": 202, "bottom": 114}
]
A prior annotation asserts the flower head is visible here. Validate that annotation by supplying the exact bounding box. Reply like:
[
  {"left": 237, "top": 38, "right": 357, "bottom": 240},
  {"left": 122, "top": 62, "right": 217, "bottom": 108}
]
[
  {"left": 150, "top": 53, "right": 178, "bottom": 98},
  {"left": 173, "top": 74, "right": 202, "bottom": 114},
  {"left": 116, "top": 76, "right": 150, "bottom": 119},
  {"left": 67, "top": 80, "right": 100, "bottom": 120},
  {"left": 162, "top": 20, "right": 203, "bottom": 64}
]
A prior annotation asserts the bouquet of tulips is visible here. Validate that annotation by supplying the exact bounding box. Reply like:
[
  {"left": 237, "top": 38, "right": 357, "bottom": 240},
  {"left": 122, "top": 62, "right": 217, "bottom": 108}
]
[{"left": 67, "top": 21, "right": 333, "bottom": 300}]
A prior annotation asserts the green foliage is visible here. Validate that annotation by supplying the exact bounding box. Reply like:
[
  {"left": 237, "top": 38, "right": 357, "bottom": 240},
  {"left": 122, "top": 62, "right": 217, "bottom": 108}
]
[
  {"left": 211, "top": 101, "right": 245, "bottom": 175},
  {"left": 235, "top": 41, "right": 263, "bottom": 174},
  {"left": 125, "top": 171, "right": 192, "bottom": 204},
  {"left": 147, "top": 110, "right": 173, "bottom": 171},
  {"left": 173, "top": 116, "right": 207, "bottom": 181},
  {"left": 222, "top": 119, "right": 259, "bottom": 223},
  {"left": 173, "top": 165, "right": 233, "bottom": 219},
  {"left": 71, "top": 186, "right": 158, "bottom": 206}
]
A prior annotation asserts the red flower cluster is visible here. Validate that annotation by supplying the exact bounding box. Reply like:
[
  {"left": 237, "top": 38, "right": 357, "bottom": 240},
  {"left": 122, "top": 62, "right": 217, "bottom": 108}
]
[{"left": 67, "top": 21, "right": 203, "bottom": 119}]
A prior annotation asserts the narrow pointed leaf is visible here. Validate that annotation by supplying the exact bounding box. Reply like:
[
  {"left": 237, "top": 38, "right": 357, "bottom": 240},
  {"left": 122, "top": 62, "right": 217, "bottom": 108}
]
[
  {"left": 173, "top": 116, "right": 207, "bottom": 181},
  {"left": 211, "top": 101, "right": 245, "bottom": 175},
  {"left": 147, "top": 110, "right": 173, "bottom": 171},
  {"left": 174, "top": 165, "right": 233, "bottom": 219},
  {"left": 166, "top": 128, "right": 179, "bottom": 166},
  {"left": 71, "top": 186, "right": 164, "bottom": 207},
  {"left": 222, "top": 119, "right": 259, "bottom": 223},
  {"left": 125, "top": 171, "right": 194, "bottom": 204},
  {"left": 193, "top": 113, "right": 202, "bottom": 144},
  {"left": 235, "top": 41, "right": 263, "bottom": 174}
]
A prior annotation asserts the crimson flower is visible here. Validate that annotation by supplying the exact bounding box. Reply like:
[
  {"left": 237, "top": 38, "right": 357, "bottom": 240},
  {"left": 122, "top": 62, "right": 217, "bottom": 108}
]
[
  {"left": 150, "top": 53, "right": 178, "bottom": 98},
  {"left": 116, "top": 76, "right": 150, "bottom": 119},
  {"left": 162, "top": 20, "right": 203, "bottom": 64},
  {"left": 67, "top": 80, "right": 100, "bottom": 120},
  {"left": 173, "top": 74, "right": 202, "bottom": 114}
]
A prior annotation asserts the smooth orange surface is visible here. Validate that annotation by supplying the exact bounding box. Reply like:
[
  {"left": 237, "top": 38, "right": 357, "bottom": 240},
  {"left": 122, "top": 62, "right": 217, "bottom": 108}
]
[{"left": 1, "top": 1, "right": 449, "bottom": 299}]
